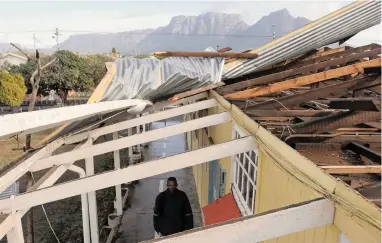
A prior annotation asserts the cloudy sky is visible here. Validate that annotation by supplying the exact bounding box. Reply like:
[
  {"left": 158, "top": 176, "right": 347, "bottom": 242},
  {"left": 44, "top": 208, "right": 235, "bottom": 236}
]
[{"left": 0, "top": 0, "right": 380, "bottom": 48}]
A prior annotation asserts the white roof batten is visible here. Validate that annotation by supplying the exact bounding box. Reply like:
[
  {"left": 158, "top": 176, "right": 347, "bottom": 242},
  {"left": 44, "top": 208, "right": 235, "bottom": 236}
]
[
  {"left": 147, "top": 198, "right": 334, "bottom": 243},
  {"left": 0, "top": 136, "right": 256, "bottom": 212},
  {"left": 0, "top": 99, "right": 152, "bottom": 140},
  {"left": 65, "top": 98, "right": 218, "bottom": 145},
  {"left": 31, "top": 111, "right": 231, "bottom": 172}
]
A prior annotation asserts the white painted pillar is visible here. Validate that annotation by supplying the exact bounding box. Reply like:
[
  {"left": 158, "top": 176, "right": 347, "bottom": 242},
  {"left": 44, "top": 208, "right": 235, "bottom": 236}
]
[
  {"left": 136, "top": 115, "right": 141, "bottom": 153},
  {"left": 85, "top": 148, "right": 99, "bottom": 243},
  {"left": 69, "top": 165, "right": 91, "bottom": 243},
  {"left": 128, "top": 128, "right": 133, "bottom": 164},
  {"left": 7, "top": 196, "right": 24, "bottom": 243},
  {"left": 113, "top": 132, "right": 123, "bottom": 216}
]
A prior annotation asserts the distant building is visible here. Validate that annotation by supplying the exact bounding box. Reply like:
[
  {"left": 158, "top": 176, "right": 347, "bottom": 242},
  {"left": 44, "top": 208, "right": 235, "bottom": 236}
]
[{"left": 0, "top": 52, "right": 28, "bottom": 67}]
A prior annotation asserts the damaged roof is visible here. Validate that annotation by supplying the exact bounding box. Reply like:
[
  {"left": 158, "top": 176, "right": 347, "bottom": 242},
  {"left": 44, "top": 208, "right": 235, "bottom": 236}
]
[{"left": 217, "top": 43, "right": 381, "bottom": 206}]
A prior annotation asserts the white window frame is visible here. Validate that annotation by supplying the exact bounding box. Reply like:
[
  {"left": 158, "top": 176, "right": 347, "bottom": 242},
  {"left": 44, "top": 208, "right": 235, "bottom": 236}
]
[{"left": 231, "top": 123, "right": 259, "bottom": 216}]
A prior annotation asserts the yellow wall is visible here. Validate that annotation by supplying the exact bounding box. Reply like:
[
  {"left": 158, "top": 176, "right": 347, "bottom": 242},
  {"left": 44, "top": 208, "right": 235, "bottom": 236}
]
[
  {"left": 208, "top": 90, "right": 381, "bottom": 243},
  {"left": 256, "top": 147, "right": 339, "bottom": 243},
  {"left": 208, "top": 105, "right": 233, "bottom": 195}
]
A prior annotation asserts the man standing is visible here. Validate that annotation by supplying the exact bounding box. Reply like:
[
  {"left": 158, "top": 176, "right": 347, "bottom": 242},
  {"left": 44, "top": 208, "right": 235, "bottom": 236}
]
[{"left": 153, "top": 177, "right": 194, "bottom": 237}]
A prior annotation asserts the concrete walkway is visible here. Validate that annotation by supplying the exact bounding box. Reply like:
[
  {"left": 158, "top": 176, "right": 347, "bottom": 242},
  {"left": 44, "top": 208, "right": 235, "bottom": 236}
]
[{"left": 116, "top": 117, "right": 203, "bottom": 243}]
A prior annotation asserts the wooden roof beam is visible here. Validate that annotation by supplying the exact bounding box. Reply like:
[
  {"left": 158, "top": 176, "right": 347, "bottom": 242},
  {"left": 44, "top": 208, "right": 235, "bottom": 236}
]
[
  {"left": 224, "top": 58, "right": 381, "bottom": 100},
  {"left": 290, "top": 43, "right": 380, "bottom": 69},
  {"left": 288, "top": 111, "right": 381, "bottom": 134},
  {"left": 246, "top": 110, "right": 339, "bottom": 117},
  {"left": 346, "top": 142, "right": 381, "bottom": 164},
  {"left": 328, "top": 99, "right": 381, "bottom": 111},
  {"left": 218, "top": 48, "right": 381, "bottom": 95},
  {"left": 320, "top": 165, "right": 381, "bottom": 174},
  {"left": 153, "top": 51, "right": 259, "bottom": 59},
  {"left": 246, "top": 75, "right": 379, "bottom": 110},
  {"left": 284, "top": 134, "right": 381, "bottom": 146}
]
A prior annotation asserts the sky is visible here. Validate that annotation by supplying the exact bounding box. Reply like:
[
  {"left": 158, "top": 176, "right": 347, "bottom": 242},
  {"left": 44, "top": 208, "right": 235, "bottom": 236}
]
[{"left": 0, "top": 0, "right": 380, "bottom": 48}]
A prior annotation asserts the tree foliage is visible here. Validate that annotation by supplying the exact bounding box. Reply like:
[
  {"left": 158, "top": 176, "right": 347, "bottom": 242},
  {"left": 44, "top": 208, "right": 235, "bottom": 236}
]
[
  {"left": 39, "top": 50, "right": 94, "bottom": 100},
  {"left": 0, "top": 70, "right": 27, "bottom": 106},
  {"left": 8, "top": 51, "right": 112, "bottom": 100},
  {"left": 82, "top": 54, "right": 113, "bottom": 86},
  {"left": 111, "top": 47, "right": 117, "bottom": 53}
]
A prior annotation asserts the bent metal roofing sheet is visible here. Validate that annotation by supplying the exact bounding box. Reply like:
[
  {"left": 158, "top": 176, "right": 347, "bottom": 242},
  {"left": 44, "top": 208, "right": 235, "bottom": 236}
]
[
  {"left": 101, "top": 56, "right": 225, "bottom": 102},
  {"left": 222, "top": 0, "right": 381, "bottom": 80}
]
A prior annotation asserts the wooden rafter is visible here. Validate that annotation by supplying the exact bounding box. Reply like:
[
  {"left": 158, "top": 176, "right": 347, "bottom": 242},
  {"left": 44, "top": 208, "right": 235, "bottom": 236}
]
[
  {"left": 218, "top": 48, "right": 381, "bottom": 95},
  {"left": 320, "top": 165, "right": 381, "bottom": 174},
  {"left": 246, "top": 110, "right": 339, "bottom": 117},
  {"left": 290, "top": 43, "right": 380, "bottom": 69},
  {"left": 246, "top": 75, "right": 379, "bottom": 110},
  {"left": 224, "top": 59, "right": 381, "bottom": 100}
]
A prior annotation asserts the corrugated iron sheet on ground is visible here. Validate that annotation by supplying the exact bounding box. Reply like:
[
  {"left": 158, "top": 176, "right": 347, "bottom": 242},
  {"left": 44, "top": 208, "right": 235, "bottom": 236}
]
[
  {"left": 102, "top": 56, "right": 224, "bottom": 101},
  {"left": 222, "top": 0, "right": 381, "bottom": 80}
]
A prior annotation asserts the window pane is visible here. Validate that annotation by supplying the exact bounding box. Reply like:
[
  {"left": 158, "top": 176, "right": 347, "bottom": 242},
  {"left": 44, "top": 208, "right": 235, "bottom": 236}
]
[
  {"left": 248, "top": 183, "right": 254, "bottom": 211},
  {"left": 238, "top": 166, "right": 243, "bottom": 189},
  {"left": 236, "top": 162, "right": 240, "bottom": 184},
  {"left": 244, "top": 155, "right": 249, "bottom": 173},
  {"left": 251, "top": 150, "right": 257, "bottom": 164},
  {"left": 242, "top": 174, "right": 248, "bottom": 201},
  {"left": 239, "top": 153, "right": 244, "bottom": 164},
  {"left": 249, "top": 163, "right": 254, "bottom": 181}
]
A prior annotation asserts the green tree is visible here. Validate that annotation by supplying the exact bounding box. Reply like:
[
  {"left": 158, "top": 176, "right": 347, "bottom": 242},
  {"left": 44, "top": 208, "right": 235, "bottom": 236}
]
[
  {"left": 0, "top": 70, "right": 27, "bottom": 106},
  {"left": 82, "top": 54, "right": 113, "bottom": 86},
  {"left": 8, "top": 60, "right": 37, "bottom": 92},
  {"left": 112, "top": 47, "right": 117, "bottom": 53},
  {"left": 40, "top": 50, "right": 94, "bottom": 101}
]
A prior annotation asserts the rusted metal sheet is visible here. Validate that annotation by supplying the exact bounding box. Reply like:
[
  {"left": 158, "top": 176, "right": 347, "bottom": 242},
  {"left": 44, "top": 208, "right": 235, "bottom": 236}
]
[{"left": 289, "top": 111, "right": 381, "bottom": 134}]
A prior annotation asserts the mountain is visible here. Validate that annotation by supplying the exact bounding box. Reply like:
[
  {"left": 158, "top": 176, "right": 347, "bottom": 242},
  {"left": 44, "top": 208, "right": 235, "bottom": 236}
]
[
  {"left": 137, "top": 12, "right": 250, "bottom": 53},
  {"left": 57, "top": 29, "right": 154, "bottom": 55},
  {"left": 18, "top": 9, "right": 311, "bottom": 55}
]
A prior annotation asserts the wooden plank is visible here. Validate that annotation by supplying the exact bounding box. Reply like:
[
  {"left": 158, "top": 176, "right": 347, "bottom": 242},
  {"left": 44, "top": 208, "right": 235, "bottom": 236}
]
[
  {"left": 290, "top": 44, "right": 380, "bottom": 69},
  {"left": 346, "top": 142, "right": 381, "bottom": 164},
  {"left": 362, "top": 122, "right": 382, "bottom": 130},
  {"left": 169, "top": 84, "right": 219, "bottom": 101},
  {"left": 218, "top": 48, "right": 381, "bottom": 95},
  {"left": 246, "top": 110, "right": 338, "bottom": 117},
  {"left": 246, "top": 76, "right": 378, "bottom": 110},
  {"left": 217, "top": 47, "right": 232, "bottom": 53},
  {"left": 225, "top": 59, "right": 381, "bottom": 99},
  {"left": 289, "top": 111, "right": 381, "bottom": 134},
  {"left": 320, "top": 165, "right": 382, "bottom": 174},
  {"left": 369, "top": 85, "right": 381, "bottom": 94},
  {"left": 147, "top": 199, "right": 334, "bottom": 243},
  {"left": 328, "top": 99, "right": 381, "bottom": 111},
  {"left": 153, "top": 51, "right": 259, "bottom": 59}
]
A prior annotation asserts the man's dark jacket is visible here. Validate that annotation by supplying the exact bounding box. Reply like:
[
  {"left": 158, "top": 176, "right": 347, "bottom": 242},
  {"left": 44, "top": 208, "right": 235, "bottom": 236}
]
[{"left": 153, "top": 188, "right": 194, "bottom": 236}]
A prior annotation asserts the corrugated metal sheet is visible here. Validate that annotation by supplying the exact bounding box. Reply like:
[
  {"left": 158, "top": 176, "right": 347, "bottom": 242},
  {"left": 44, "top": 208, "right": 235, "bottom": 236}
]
[
  {"left": 223, "top": 0, "right": 381, "bottom": 80},
  {"left": 101, "top": 56, "right": 225, "bottom": 101}
]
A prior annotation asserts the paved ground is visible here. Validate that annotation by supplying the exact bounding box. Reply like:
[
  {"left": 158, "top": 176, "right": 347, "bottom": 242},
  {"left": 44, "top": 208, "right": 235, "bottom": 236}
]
[{"left": 116, "top": 117, "right": 203, "bottom": 243}]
